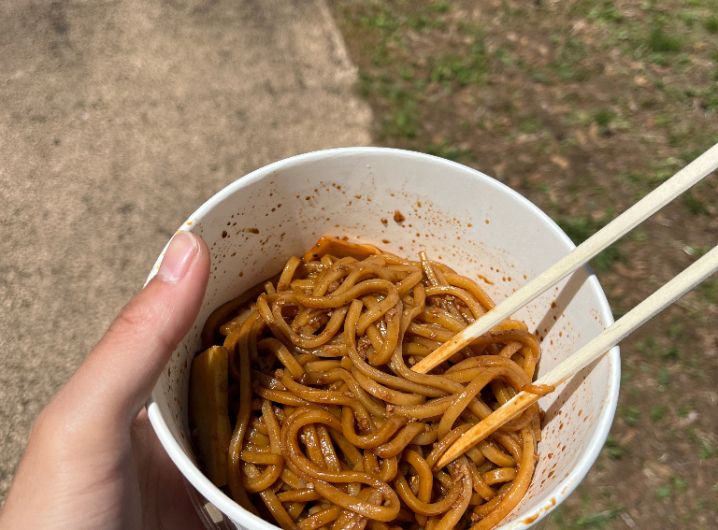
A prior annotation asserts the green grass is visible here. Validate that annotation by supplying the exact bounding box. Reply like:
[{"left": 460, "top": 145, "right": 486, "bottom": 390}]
[
  {"left": 684, "top": 427, "right": 718, "bottom": 461},
  {"left": 621, "top": 406, "right": 641, "bottom": 426},
  {"left": 683, "top": 245, "right": 711, "bottom": 258},
  {"left": 593, "top": 109, "right": 615, "bottom": 129},
  {"left": 549, "top": 498, "right": 623, "bottom": 529},
  {"left": 389, "top": 97, "right": 419, "bottom": 137},
  {"left": 682, "top": 86, "right": 718, "bottom": 111},
  {"left": 573, "top": 509, "right": 623, "bottom": 529},
  {"left": 622, "top": 150, "right": 710, "bottom": 196},
  {"left": 658, "top": 367, "right": 671, "bottom": 388},
  {"left": 620, "top": 365, "right": 634, "bottom": 384},
  {"left": 552, "top": 39, "right": 592, "bottom": 81},
  {"left": 335, "top": 3, "right": 718, "bottom": 525},
  {"left": 518, "top": 115, "right": 544, "bottom": 134},
  {"left": 586, "top": 2, "right": 625, "bottom": 23},
  {"left": 666, "top": 321, "right": 684, "bottom": 339},
  {"left": 650, "top": 404, "right": 668, "bottom": 422},
  {"left": 699, "top": 278, "right": 717, "bottom": 303},
  {"left": 555, "top": 216, "right": 602, "bottom": 243},
  {"left": 425, "top": 143, "right": 472, "bottom": 161},
  {"left": 360, "top": 0, "right": 449, "bottom": 30},
  {"left": 552, "top": 508, "right": 623, "bottom": 530},
  {"left": 359, "top": 71, "right": 421, "bottom": 140},
  {"left": 704, "top": 15, "right": 718, "bottom": 33},
  {"left": 556, "top": 215, "right": 624, "bottom": 272},
  {"left": 429, "top": 39, "right": 487, "bottom": 86},
  {"left": 677, "top": 403, "right": 692, "bottom": 418},
  {"left": 358, "top": 6, "right": 400, "bottom": 32},
  {"left": 656, "top": 476, "right": 689, "bottom": 500},
  {"left": 656, "top": 484, "right": 672, "bottom": 499},
  {"left": 662, "top": 345, "right": 680, "bottom": 361},
  {"left": 637, "top": 337, "right": 657, "bottom": 356},
  {"left": 699, "top": 439, "right": 716, "bottom": 460},
  {"left": 604, "top": 435, "right": 625, "bottom": 459},
  {"left": 648, "top": 25, "right": 682, "bottom": 53},
  {"left": 682, "top": 191, "right": 709, "bottom": 215},
  {"left": 638, "top": 337, "right": 682, "bottom": 361}
]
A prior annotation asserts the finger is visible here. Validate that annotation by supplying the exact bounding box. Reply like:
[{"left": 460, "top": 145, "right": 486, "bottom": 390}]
[{"left": 53, "top": 231, "right": 210, "bottom": 428}]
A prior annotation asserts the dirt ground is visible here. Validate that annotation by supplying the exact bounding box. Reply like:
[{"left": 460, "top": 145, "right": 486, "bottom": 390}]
[{"left": 331, "top": 1, "right": 717, "bottom": 528}]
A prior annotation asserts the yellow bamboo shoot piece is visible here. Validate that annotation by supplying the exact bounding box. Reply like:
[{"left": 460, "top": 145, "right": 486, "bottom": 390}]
[{"left": 189, "top": 345, "right": 232, "bottom": 487}]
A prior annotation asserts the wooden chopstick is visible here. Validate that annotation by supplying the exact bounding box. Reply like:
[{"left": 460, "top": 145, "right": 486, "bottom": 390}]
[
  {"left": 412, "top": 143, "right": 718, "bottom": 374},
  {"left": 435, "top": 245, "right": 718, "bottom": 469}
]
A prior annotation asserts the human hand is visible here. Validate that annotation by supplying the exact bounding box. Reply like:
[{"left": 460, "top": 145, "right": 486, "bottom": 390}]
[{"left": 0, "top": 231, "right": 210, "bottom": 530}]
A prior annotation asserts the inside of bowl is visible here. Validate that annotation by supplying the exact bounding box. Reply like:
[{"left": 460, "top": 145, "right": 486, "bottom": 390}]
[{"left": 151, "top": 149, "right": 618, "bottom": 529}]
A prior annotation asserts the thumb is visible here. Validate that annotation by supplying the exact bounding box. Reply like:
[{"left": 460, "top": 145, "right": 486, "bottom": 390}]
[{"left": 56, "top": 231, "right": 210, "bottom": 428}]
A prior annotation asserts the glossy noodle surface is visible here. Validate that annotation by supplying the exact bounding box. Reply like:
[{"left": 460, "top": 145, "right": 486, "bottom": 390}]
[{"left": 190, "top": 237, "right": 542, "bottom": 530}]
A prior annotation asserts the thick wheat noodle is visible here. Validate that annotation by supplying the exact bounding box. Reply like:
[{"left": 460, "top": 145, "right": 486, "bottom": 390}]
[
  {"left": 374, "top": 422, "right": 427, "bottom": 458},
  {"left": 424, "top": 285, "right": 488, "bottom": 320},
  {"left": 438, "top": 368, "right": 511, "bottom": 439},
  {"left": 297, "top": 505, "right": 342, "bottom": 530},
  {"left": 468, "top": 463, "right": 497, "bottom": 501},
  {"left": 278, "top": 304, "right": 349, "bottom": 349},
  {"left": 443, "top": 273, "right": 496, "bottom": 311},
  {"left": 331, "top": 488, "right": 383, "bottom": 530},
  {"left": 193, "top": 243, "right": 543, "bottom": 529},
  {"left": 256, "top": 387, "right": 309, "bottom": 407},
  {"left": 378, "top": 455, "right": 399, "bottom": 482},
  {"left": 483, "top": 468, "right": 517, "bottom": 486},
  {"left": 351, "top": 369, "right": 426, "bottom": 406},
  {"left": 309, "top": 257, "right": 354, "bottom": 296},
  {"left": 340, "top": 409, "right": 406, "bottom": 449},
  {"left": 249, "top": 371, "right": 281, "bottom": 390},
  {"left": 288, "top": 306, "right": 321, "bottom": 332},
  {"left": 401, "top": 449, "right": 433, "bottom": 525},
  {"left": 295, "top": 279, "right": 399, "bottom": 310},
  {"left": 280, "top": 468, "right": 307, "bottom": 489},
  {"left": 429, "top": 457, "right": 473, "bottom": 530},
  {"left": 357, "top": 296, "right": 399, "bottom": 336},
  {"left": 479, "top": 440, "right": 515, "bottom": 468},
  {"left": 241, "top": 451, "right": 283, "bottom": 465},
  {"left": 317, "top": 425, "right": 342, "bottom": 471},
  {"left": 202, "top": 280, "right": 270, "bottom": 347},
  {"left": 421, "top": 305, "right": 470, "bottom": 332},
  {"left": 304, "top": 368, "right": 386, "bottom": 417},
  {"left": 277, "top": 370, "right": 374, "bottom": 426},
  {"left": 345, "top": 301, "right": 446, "bottom": 398},
  {"left": 242, "top": 400, "right": 284, "bottom": 492},
  {"left": 388, "top": 394, "right": 463, "bottom": 419},
  {"left": 277, "top": 489, "right": 321, "bottom": 503},
  {"left": 395, "top": 470, "right": 463, "bottom": 516},
  {"left": 470, "top": 429, "right": 536, "bottom": 530},
  {"left": 420, "top": 252, "right": 468, "bottom": 325},
  {"left": 284, "top": 409, "right": 402, "bottom": 521},
  {"left": 321, "top": 258, "right": 394, "bottom": 298},
  {"left": 259, "top": 338, "right": 305, "bottom": 378},
  {"left": 364, "top": 308, "right": 402, "bottom": 365},
  {"left": 303, "top": 359, "right": 342, "bottom": 372},
  {"left": 226, "top": 312, "right": 261, "bottom": 512},
  {"left": 278, "top": 256, "right": 303, "bottom": 291},
  {"left": 301, "top": 425, "right": 328, "bottom": 469},
  {"left": 493, "top": 431, "right": 522, "bottom": 462}
]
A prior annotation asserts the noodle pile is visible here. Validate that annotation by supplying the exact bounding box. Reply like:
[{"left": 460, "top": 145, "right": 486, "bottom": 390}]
[{"left": 191, "top": 238, "right": 542, "bottom": 530}]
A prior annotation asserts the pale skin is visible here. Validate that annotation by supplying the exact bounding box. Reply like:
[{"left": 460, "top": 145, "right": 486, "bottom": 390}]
[{"left": 0, "top": 232, "right": 210, "bottom": 529}]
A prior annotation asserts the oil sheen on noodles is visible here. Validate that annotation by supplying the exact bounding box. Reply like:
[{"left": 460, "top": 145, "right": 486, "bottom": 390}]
[{"left": 190, "top": 237, "right": 543, "bottom": 530}]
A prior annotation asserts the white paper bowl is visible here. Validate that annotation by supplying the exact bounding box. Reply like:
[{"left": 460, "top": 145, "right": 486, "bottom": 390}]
[{"left": 147, "top": 147, "right": 620, "bottom": 529}]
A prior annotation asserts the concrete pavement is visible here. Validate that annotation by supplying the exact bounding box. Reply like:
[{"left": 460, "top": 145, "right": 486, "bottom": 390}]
[{"left": 0, "top": 0, "right": 371, "bottom": 496}]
